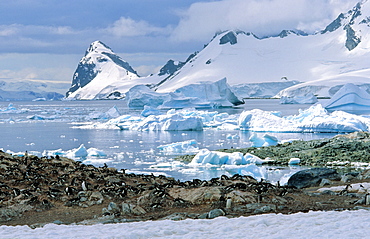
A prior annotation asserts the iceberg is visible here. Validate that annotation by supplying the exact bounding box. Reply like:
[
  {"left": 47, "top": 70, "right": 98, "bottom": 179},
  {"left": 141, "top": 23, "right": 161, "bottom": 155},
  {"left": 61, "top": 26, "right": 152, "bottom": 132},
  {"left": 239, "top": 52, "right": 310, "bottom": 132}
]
[
  {"left": 190, "top": 149, "right": 247, "bottom": 165},
  {"left": 160, "top": 78, "right": 244, "bottom": 109},
  {"left": 123, "top": 85, "right": 169, "bottom": 109},
  {"left": 238, "top": 104, "right": 370, "bottom": 133},
  {"left": 190, "top": 149, "right": 268, "bottom": 166},
  {"left": 65, "top": 144, "right": 88, "bottom": 158},
  {"left": 122, "top": 78, "right": 243, "bottom": 109},
  {"left": 324, "top": 83, "right": 370, "bottom": 112},
  {"left": 129, "top": 113, "right": 204, "bottom": 131},
  {"left": 157, "top": 140, "right": 199, "bottom": 154}
]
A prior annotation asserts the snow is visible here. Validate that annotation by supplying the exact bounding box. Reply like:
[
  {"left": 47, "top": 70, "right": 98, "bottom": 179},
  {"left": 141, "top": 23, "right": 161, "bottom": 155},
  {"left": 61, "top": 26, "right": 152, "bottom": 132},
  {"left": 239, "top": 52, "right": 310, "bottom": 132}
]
[
  {"left": 1, "top": 210, "right": 369, "bottom": 238},
  {"left": 324, "top": 83, "right": 370, "bottom": 112},
  {"left": 280, "top": 93, "right": 318, "bottom": 104}
]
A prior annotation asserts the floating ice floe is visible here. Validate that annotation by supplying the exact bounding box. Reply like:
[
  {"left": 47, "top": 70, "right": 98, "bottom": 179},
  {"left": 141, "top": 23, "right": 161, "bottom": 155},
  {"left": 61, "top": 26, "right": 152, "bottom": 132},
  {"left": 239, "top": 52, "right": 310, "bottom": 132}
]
[
  {"left": 0, "top": 103, "right": 26, "bottom": 114},
  {"left": 238, "top": 104, "right": 370, "bottom": 132},
  {"left": 324, "top": 83, "right": 370, "bottom": 112},
  {"left": 157, "top": 140, "right": 199, "bottom": 155}
]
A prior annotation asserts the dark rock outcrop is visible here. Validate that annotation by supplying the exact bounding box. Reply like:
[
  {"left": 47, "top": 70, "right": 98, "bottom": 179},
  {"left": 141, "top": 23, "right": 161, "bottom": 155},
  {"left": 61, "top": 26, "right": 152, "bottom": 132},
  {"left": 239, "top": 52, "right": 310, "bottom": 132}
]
[{"left": 287, "top": 168, "right": 341, "bottom": 189}]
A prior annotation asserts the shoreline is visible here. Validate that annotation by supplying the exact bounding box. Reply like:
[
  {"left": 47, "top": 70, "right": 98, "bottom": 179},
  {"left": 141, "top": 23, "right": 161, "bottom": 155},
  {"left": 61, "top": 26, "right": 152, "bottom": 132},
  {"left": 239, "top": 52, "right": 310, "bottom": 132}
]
[{"left": 1, "top": 132, "right": 370, "bottom": 227}]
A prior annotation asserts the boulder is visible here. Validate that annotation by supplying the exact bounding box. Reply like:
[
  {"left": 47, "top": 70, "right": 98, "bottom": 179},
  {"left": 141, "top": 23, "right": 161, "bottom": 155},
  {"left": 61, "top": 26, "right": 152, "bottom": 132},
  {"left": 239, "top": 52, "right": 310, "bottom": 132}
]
[{"left": 287, "top": 168, "right": 340, "bottom": 189}]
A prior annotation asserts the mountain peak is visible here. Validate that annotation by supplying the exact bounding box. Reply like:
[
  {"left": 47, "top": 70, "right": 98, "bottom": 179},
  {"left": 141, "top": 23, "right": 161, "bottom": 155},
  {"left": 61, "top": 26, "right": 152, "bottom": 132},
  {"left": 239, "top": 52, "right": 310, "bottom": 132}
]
[
  {"left": 66, "top": 41, "right": 139, "bottom": 98},
  {"left": 85, "top": 41, "right": 113, "bottom": 55}
]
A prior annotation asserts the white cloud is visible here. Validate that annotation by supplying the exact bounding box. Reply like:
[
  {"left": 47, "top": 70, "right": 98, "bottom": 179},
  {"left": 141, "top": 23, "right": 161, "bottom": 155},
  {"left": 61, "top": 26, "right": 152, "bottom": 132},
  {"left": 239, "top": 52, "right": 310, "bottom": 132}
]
[
  {"left": 107, "top": 17, "right": 172, "bottom": 37},
  {"left": 171, "top": 0, "right": 360, "bottom": 42}
]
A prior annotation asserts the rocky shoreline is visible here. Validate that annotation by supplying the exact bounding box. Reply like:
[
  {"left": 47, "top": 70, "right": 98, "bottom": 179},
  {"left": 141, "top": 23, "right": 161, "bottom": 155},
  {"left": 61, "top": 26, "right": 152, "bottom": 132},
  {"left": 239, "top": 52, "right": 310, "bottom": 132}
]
[{"left": 1, "top": 132, "right": 370, "bottom": 227}]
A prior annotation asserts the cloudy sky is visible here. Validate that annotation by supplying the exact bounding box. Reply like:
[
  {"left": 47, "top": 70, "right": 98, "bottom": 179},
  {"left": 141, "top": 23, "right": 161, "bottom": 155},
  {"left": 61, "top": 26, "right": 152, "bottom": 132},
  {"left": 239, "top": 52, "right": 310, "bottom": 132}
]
[{"left": 0, "top": 0, "right": 359, "bottom": 86}]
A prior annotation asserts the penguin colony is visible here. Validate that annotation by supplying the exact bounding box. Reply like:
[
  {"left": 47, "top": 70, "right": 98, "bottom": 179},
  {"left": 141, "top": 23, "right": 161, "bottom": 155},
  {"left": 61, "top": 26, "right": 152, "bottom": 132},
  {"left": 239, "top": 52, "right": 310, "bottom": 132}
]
[{"left": 0, "top": 150, "right": 363, "bottom": 223}]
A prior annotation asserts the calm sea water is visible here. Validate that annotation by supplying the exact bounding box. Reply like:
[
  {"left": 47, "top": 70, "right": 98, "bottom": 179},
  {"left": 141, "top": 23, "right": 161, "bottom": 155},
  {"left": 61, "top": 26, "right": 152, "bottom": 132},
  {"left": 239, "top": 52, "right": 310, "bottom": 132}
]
[{"left": 0, "top": 99, "right": 337, "bottom": 181}]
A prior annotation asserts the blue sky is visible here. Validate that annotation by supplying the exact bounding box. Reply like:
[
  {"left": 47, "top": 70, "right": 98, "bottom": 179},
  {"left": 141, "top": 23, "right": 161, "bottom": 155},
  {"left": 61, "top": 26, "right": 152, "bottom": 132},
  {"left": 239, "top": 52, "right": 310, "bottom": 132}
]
[{"left": 0, "top": 0, "right": 359, "bottom": 85}]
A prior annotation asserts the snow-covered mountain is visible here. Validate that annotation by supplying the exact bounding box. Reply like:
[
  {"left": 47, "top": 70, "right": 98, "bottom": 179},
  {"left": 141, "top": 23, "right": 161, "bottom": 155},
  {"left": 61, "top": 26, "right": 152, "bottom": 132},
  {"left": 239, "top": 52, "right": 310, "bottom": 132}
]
[
  {"left": 66, "top": 0, "right": 370, "bottom": 102},
  {"left": 66, "top": 41, "right": 145, "bottom": 100}
]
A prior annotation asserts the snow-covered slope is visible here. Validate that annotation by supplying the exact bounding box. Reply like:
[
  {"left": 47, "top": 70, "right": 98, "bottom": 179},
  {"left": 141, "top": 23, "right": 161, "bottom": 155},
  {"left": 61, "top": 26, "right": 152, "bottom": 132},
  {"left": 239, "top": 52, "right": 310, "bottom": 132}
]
[
  {"left": 155, "top": 1, "right": 370, "bottom": 97},
  {"left": 66, "top": 1, "right": 370, "bottom": 101}
]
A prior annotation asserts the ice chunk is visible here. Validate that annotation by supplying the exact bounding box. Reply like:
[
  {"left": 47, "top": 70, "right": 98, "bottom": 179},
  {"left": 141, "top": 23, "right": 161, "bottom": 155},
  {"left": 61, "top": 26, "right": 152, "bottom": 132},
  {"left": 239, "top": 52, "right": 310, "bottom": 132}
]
[
  {"left": 244, "top": 153, "right": 264, "bottom": 165},
  {"left": 190, "top": 149, "right": 247, "bottom": 165},
  {"left": 123, "top": 85, "right": 169, "bottom": 109},
  {"left": 289, "top": 158, "right": 301, "bottom": 165},
  {"left": 42, "top": 148, "right": 65, "bottom": 157},
  {"left": 131, "top": 113, "right": 203, "bottom": 131},
  {"left": 249, "top": 133, "right": 278, "bottom": 147},
  {"left": 157, "top": 140, "right": 199, "bottom": 154},
  {"left": 66, "top": 144, "right": 88, "bottom": 158},
  {"left": 105, "top": 105, "right": 121, "bottom": 118},
  {"left": 141, "top": 105, "right": 161, "bottom": 117},
  {"left": 324, "top": 83, "right": 370, "bottom": 112},
  {"left": 87, "top": 148, "right": 107, "bottom": 157}
]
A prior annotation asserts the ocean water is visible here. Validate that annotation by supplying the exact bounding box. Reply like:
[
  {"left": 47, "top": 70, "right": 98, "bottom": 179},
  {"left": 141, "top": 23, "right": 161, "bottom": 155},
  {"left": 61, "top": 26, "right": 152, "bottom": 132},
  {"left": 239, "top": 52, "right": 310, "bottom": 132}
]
[{"left": 0, "top": 99, "right": 337, "bottom": 181}]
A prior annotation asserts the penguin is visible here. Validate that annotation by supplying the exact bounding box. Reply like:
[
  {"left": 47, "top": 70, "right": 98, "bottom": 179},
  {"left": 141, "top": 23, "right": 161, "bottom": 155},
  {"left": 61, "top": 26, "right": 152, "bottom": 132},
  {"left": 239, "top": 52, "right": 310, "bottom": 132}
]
[{"left": 82, "top": 181, "right": 88, "bottom": 191}]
